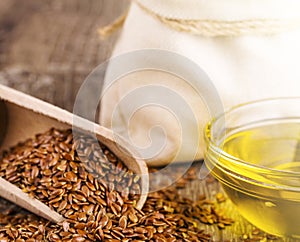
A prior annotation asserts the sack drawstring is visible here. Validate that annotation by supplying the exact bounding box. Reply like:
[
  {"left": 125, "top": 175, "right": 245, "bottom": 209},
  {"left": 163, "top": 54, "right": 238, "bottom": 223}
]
[{"left": 99, "top": 0, "right": 300, "bottom": 38}]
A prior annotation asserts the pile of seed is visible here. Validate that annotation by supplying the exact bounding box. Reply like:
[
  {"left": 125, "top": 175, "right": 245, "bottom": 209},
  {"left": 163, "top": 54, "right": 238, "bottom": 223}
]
[
  {"left": 0, "top": 128, "right": 233, "bottom": 241},
  {"left": 241, "top": 228, "right": 279, "bottom": 242}
]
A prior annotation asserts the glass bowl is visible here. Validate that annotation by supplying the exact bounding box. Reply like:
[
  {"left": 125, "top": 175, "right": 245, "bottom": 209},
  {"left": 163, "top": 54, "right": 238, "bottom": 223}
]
[{"left": 204, "top": 97, "right": 300, "bottom": 238}]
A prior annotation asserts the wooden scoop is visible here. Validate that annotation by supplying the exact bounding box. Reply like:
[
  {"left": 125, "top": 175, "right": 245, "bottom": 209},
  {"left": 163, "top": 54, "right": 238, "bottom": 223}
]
[{"left": 0, "top": 84, "right": 149, "bottom": 223}]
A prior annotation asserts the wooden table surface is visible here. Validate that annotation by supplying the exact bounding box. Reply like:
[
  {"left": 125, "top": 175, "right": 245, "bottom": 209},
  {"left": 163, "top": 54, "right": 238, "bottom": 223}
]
[
  {"left": 0, "top": 0, "right": 128, "bottom": 112},
  {"left": 0, "top": 1, "right": 291, "bottom": 241}
]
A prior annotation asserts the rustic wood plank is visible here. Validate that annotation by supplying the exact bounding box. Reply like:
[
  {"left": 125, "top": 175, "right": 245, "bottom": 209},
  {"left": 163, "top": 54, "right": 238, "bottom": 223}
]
[{"left": 0, "top": 0, "right": 129, "bottom": 111}]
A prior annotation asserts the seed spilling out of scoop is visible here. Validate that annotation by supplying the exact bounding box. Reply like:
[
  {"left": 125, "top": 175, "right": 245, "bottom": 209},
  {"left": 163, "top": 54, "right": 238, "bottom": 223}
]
[{"left": 0, "top": 128, "right": 234, "bottom": 241}]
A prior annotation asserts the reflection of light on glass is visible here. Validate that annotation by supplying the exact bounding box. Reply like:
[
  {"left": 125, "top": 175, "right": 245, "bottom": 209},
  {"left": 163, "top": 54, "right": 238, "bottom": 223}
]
[{"left": 265, "top": 201, "right": 276, "bottom": 208}]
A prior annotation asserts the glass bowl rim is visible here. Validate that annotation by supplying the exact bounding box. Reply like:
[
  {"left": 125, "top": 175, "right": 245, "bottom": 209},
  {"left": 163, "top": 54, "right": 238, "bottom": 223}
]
[{"left": 205, "top": 96, "right": 300, "bottom": 178}]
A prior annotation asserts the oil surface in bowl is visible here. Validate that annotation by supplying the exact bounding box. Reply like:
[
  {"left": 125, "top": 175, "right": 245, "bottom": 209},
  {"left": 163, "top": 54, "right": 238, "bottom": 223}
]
[{"left": 212, "top": 122, "right": 300, "bottom": 238}]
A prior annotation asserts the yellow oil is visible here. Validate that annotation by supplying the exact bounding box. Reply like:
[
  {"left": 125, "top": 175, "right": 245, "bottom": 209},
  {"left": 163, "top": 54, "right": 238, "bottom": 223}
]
[{"left": 208, "top": 122, "right": 300, "bottom": 238}]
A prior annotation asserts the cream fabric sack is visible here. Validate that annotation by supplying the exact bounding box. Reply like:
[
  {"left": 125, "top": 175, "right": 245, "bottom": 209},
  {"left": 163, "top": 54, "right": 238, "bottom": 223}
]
[{"left": 99, "top": 0, "right": 300, "bottom": 166}]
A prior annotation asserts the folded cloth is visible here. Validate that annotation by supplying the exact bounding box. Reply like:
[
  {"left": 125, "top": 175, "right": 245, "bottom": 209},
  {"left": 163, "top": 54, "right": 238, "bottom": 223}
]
[{"left": 99, "top": 0, "right": 300, "bottom": 166}]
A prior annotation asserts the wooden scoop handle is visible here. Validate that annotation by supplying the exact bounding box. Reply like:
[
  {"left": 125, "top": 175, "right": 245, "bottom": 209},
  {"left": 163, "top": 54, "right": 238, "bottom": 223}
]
[
  {"left": 0, "top": 101, "right": 7, "bottom": 147},
  {"left": 0, "top": 84, "right": 149, "bottom": 223},
  {"left": 0, "top": 177, "right": 64, "bottom": 223}
]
